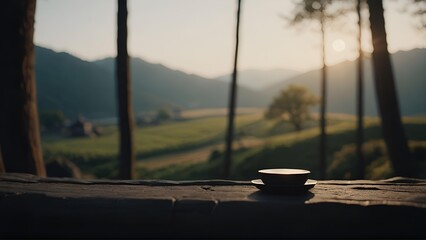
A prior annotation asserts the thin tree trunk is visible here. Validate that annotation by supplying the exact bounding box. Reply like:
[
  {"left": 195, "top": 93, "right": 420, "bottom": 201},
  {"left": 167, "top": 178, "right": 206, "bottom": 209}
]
[
  {"left": 0, "top": 0, "right": 45, "bottom": 176},
  {"left": 356, "top": 0, "right": 365, "bottom": 179},
  {"left": 0, "top": 147, "right": 5, "bottom": 174},
  {"left": 367, "top": 0, "right": 412, "bottom": 176},
  {"left": 224, "top": 0, "right": 242, "bottom": 179},
  {"left": 117, "top": 0, "right": 134, "bottom": 179},
  {"left": 319, "top": 7, "right": 327, "bottom": 180}
]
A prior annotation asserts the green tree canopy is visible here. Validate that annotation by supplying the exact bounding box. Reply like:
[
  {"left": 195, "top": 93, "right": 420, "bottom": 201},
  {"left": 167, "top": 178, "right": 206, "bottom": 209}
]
[
  {"left": 39, "top": 111, "right": 66, "bottom": 130},
  {"left": 265, "top": 85, "right": 318, "bottom": 131},
  {"left": 156, "top": 108, "right": 172, "bottom": 122}
]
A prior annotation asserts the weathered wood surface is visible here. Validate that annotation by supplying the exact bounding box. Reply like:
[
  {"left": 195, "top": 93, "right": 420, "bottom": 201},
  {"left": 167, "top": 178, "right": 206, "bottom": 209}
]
[{"left": 1, "top": 173, "right": 425, "bottom": 238}]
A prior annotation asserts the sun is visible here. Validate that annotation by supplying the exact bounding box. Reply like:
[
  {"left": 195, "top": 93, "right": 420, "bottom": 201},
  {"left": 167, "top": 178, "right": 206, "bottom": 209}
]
[{"left": 332, "top": 39, "right": 346, "bottom": 52}]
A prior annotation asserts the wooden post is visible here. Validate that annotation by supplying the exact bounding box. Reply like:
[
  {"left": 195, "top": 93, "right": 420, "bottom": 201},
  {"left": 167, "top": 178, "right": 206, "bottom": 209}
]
[{"left": 0, "top": 0, "right": 46, "bottom": 176}]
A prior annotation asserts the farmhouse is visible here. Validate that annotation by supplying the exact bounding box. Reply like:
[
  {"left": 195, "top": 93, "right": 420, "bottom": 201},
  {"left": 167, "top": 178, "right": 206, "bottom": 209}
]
[{"left": 69, "top": 116, "right": 98, "bottom": 137}]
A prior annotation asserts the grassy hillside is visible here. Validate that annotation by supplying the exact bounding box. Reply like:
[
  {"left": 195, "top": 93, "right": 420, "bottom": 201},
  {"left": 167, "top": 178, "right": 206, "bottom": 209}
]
[
  {"left": 43, "top": 110, "right": 426, "bottom": 180},
  {"left": 42, "top": 112, "right": 345, "bottom": 178},
  {"left": 43, "top": 114, "right": 259, "bottom": 158},
  {"left": 43, "top": 114, "right": 261, "bottom": 177},
  {"left": 138, "top": 117, "right": 426, "bottom": 180}
]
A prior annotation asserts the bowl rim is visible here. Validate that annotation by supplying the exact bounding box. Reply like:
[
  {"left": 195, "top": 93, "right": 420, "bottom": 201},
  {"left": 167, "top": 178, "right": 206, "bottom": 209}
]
[{"left": 258, "top": 168, "right": 310, "bottom": 175}]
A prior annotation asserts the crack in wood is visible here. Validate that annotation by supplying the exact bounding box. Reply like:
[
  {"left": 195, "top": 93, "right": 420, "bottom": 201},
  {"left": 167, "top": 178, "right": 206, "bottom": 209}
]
[
  {"left": 351, "top": 187, "right": 381, "bottom": 190},
  {"left": 200, "top": 186, "right": 215, "bottom": 191}
]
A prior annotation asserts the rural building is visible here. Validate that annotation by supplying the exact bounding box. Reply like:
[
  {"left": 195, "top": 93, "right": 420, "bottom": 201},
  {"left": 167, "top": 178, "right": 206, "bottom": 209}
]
[{"left": 69, "top": 116, "right": 98, "bottom": 137}]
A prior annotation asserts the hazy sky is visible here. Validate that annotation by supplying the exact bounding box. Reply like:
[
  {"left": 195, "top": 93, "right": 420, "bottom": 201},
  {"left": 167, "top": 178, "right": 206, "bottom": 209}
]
[{"left": 35, "top": 0, "right": 425, "bottom": 78}]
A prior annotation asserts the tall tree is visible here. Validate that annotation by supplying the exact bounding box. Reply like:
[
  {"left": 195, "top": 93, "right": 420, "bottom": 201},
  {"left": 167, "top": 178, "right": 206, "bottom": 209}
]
[
  {"left": 287, "top": 0, "right": 330, "bottom": 179},
  {"left": 318, "top": 2, "right": 327, "bottom": 180},
  {"left": 224, "top": 0, "right": 242, "bottom": 179},
  {"left": 356, "top": 0, "right": 365, "bottom": 179},
  {"left": 367, "top": 0, "right": 412, "bottom": 176},
  {"left": 0, "top": 147, "right": 5, "bottom": 174},
  {"left": 117, "top": 0, "right": 135, "bottom": 179},
  {"left": 0, "top": 0, "right": 46, "bottom": 176}
]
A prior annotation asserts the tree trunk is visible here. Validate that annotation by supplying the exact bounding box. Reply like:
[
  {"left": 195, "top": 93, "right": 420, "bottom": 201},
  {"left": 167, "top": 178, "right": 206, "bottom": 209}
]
[
  {"left": 356, "top": 0, "right": 365, "bottom": 179},
  {"left": 224, "top": 0, "right": 242, "bottom": 179},
  {"left": 117, "top": 0, "right": 134, "bottom": 179},
  {"left": 319, "top": 7, "right": 327, "bottom": 180},
  {"left": 0, "top": 147, "right": 5, "bottom": 174},
  {"left": 367, "top": 0, "right": 412, "bottom": 176},
  {"left": 0, "top": 0, "right": 45, "bottom": 176}
]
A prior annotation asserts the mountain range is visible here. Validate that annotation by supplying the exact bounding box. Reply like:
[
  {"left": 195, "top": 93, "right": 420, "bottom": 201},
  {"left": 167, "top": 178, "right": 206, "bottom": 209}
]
[
  {"left": 262, "top": 49, "right": 426, "bottom": 116},
  {"left": 35, "top": 46, "right": 426, "bottom": 118},
  {"left": 35, "top": 46, "right": 267, "bottom": 118},
  {"left": 214, "top": 68, "right": 300, "bottom": 90}
]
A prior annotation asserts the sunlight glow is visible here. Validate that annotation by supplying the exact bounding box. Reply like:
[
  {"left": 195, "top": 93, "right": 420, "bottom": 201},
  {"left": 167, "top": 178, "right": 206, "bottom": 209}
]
[{"left": 332, "top": 39, "right": 346, "bottom": 52}]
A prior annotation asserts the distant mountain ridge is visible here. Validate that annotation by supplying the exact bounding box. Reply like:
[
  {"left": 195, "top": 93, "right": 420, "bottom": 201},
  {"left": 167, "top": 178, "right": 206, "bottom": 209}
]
[
  {"left": 261, "top": 48, "right": 426, "bottom": 116},
  {"left": 35, "top": 46, "right": 269, "bottom": 118},
  {"left": 36, "top": 47, "right": 116, "bottom": 118},
  {"left": 93, "top": 57, "right": 268, "bottom": 112},
  {"left": 214, "top": 68, "right": 300, "bottom": 90},
  {"left": 35, "top": 46, "right": 426, "bottom": 118}
]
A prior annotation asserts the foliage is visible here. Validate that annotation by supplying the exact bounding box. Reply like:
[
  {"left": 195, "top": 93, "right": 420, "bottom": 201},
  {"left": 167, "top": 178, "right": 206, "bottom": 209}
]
[
  {"left": 288, "top": 0, "right": 329, "bottom": 25},
  {"left": 285, "top": 0, "right": 352, "bottom": 28},
  {"left": 265, "top": 85, "right": 318, "bottom": 131},
  {"left": 39, "top": 111, "right": 66, "bottom": 130},
  {"left": 156, "top": 108, "right": 172, "bottom": 122},
  {"left": 327, "top": 140, "right": 389, "bottom": 179},
  {"left": 327, "top": 140, "right": 426, "bottom": 180},
  {"left": 402, "top": 0, "right": 426, "bottom": 32}
]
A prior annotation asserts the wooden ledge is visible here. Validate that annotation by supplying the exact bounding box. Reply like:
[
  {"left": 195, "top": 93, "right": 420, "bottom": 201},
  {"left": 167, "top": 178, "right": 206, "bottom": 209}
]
[{"left": 1, "top": 173, "right": 425, "bottom": 238}]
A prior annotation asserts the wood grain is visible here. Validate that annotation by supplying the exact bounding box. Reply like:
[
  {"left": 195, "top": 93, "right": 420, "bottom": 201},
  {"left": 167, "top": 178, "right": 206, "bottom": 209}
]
[{"left": 1, "top": 173, "right": 425, "bottom": 238}]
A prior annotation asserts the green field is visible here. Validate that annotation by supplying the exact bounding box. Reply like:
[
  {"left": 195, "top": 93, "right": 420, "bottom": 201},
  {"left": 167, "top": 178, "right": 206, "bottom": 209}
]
[
  {"left": 43, "top": 113, "right": 264, "bottom": 177},
  {"left": 136, "top": 117, "right": 426, "bottom": 180},
  {"left": 42, "top": 112, "right": 426, "bottom": 180},
  {"left": 43, "top": 114, "right": 260, "bottom": 158}
]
